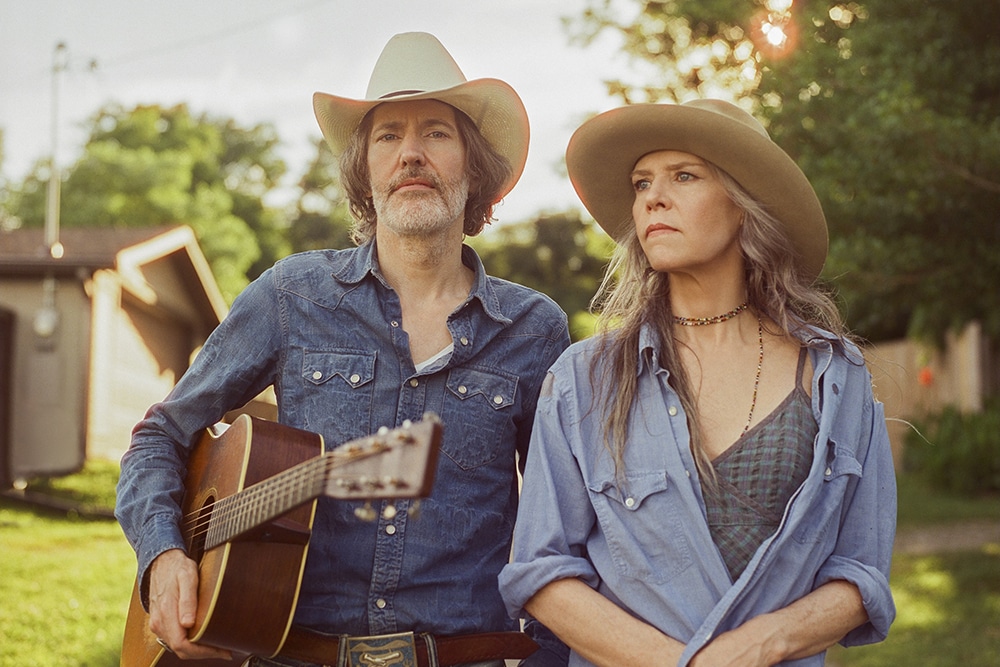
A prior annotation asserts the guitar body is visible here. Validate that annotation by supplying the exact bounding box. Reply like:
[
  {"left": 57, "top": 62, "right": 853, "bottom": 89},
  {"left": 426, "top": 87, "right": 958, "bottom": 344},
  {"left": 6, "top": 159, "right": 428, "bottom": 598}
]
[{"left": 121, "top": 416, "right": 322, "bottom": 667}]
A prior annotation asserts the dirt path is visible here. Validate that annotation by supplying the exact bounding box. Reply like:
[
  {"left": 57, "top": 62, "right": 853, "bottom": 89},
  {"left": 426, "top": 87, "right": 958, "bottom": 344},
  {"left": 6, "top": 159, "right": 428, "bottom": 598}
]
[{"left": 894, "top": 519, "right": 1000, "bottom": 555}]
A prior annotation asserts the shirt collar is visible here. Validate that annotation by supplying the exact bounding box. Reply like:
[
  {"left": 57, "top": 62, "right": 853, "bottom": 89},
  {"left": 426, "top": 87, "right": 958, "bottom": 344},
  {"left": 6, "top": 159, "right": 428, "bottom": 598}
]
[
  {"left": 637, "top": 323, "right": 662, "bottom": 376},
  {"left": 330, "top": 241, "right": 511, "bottom": 325},
  {"left": 634, "top": 320, "right": 844, "bottom": 377}
]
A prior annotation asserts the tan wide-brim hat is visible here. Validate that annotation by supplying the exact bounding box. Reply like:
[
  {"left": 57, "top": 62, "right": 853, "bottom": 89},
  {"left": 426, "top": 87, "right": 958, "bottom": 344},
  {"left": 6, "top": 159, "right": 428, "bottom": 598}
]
[
  {"left": 313, "top": 32, "right": 529, "bottom": 202},
  {"left": 566, "top": 99, "right": 828, "bottom": 282}
]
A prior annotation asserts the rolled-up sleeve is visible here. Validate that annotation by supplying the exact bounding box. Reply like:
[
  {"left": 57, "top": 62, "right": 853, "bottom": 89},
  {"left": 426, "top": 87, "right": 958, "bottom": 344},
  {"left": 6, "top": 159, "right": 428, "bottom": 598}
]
[
  {"left": 815, "top": 396, "right": 897, "bottom": 645},
  {"left": 499, "top": 369, "right": 600, "bottom": 618}
]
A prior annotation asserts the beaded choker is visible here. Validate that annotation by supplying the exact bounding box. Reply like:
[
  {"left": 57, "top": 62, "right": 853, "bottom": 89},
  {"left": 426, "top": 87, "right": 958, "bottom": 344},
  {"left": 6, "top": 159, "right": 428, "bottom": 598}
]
[{"left": 672, "top": 302, "right": 748, "bottom": 326}]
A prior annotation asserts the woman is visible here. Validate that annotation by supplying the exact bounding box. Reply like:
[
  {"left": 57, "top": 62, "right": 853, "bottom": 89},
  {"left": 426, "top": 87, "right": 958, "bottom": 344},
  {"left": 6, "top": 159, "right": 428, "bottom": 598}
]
[{"left": 499, "top": 100, "right": 896, "bottom": 666}]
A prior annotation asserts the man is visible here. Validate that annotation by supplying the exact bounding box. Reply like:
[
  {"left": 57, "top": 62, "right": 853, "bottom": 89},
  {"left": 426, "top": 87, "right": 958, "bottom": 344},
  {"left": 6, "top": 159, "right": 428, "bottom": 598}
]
[{"left": 116, "top": 32, "right": 570, "bottom": 666}]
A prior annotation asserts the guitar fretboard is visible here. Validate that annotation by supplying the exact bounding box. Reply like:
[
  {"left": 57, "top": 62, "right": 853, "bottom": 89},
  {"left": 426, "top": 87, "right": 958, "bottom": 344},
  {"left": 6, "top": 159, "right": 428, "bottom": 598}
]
[{"left": 202, "top": 455, "right": 330, "bottom": 550}]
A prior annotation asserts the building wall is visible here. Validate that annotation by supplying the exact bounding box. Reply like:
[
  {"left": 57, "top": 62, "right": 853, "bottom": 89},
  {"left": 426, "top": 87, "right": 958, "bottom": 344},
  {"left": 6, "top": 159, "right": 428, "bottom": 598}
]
[
  {"left": 86, "top": 269, "right": 197, "bottom": 462},
  {"left": 866, "top": 322, "right": 986, "bottom": 469},
  {"left": 0, "top": 277, "right": 90, "bottom": 478}
]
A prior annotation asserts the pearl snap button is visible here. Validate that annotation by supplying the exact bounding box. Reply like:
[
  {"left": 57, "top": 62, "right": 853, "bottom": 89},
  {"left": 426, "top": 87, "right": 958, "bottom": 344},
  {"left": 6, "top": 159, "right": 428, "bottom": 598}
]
[
  {"left": 625, "top": 497, "right": 635, "bottom": 508},
  {"left": 458, "top": 385, "right": 468, "bottom": 394},
  {"left": 493, "top": 395, "right": 503, "bottom": 405},
  {"left": 312, "top": 371, "right": 322, "bottom": 380},
  {"left": 668, "top": 406, "right": 678, "bottom": 416},
  {"left": 409, "top": 379, "right": 419, "bottom": 387},
  {"left": 350, "top": 373, "right": 361, "bottom": 384}
]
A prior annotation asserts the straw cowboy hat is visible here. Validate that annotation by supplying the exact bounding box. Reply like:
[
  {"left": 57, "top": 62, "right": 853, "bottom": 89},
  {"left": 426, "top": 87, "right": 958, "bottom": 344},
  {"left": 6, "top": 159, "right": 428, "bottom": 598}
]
[
  {"left": 566, "top": 99, "right": 829, "bottom": 282},
  {"left": 313, "top": 32, "right": 530, "bottom": 201}
]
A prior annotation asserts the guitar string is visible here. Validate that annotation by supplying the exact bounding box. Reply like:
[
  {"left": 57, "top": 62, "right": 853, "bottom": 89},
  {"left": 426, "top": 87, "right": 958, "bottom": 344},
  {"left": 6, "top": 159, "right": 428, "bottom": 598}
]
[
  {"left": 180, "top": 426, "right": 425, "bottom": 542},
  {"left": 180, "top": 440, "right": 410, "bottom": 544},
  {"left": 181, "top": 452, "right": 358, "bottom": 542}
]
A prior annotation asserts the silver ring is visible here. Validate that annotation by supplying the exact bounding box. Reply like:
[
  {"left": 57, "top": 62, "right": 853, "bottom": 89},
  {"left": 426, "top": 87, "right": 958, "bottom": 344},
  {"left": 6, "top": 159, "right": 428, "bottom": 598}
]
[{"left": 155, "top": 637, "right": 173, "bottom": 653}]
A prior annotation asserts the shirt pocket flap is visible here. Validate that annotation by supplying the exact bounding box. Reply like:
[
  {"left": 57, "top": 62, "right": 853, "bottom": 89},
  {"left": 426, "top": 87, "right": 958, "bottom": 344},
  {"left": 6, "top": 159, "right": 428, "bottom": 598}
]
[
  {"left": 446, "top": 368, "right": 517, "bottom": 410},
  {"left": 823, "top": 439, "right": 864, "bottom": 481},
  {"left": 589, "top": 472, "right": 669, "bottom": 511},
  {"left": 303, "top": 350, "right": 375, "bottom": 388}
]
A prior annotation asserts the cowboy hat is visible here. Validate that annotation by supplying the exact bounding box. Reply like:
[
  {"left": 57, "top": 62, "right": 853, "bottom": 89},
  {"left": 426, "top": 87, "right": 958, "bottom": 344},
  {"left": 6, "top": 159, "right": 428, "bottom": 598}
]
[
  {"left": 566, "top": 99, "right": 828, "bottom": 282},
  {"left": 313, "top": 32, "right": 529, "bottom": 201}
]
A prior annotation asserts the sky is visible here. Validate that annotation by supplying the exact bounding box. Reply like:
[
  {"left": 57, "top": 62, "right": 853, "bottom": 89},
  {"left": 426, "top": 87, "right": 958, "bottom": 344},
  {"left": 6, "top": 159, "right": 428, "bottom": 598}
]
[{"left": 0, "top": 0, "right": 641, "bottom": 226}]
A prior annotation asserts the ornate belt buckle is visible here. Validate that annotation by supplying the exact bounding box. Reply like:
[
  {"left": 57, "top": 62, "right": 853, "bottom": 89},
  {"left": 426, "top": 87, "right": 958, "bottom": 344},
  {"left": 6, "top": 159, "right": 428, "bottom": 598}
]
[{"left": 344, "top": 631, "right": 418, "bottom": 667}]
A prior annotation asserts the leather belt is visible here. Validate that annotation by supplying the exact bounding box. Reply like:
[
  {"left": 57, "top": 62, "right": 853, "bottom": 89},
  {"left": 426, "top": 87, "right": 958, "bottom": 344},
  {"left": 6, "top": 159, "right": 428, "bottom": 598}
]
[{"left": 279, "top": 626, "right": 539, "bottom": 667}]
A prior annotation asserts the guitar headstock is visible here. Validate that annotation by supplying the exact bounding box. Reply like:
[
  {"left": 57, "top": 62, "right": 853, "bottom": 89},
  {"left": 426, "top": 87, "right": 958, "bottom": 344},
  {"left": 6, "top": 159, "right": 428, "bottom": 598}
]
[{"left": 322, "top": 413, "right": 442, "bottom": 502}]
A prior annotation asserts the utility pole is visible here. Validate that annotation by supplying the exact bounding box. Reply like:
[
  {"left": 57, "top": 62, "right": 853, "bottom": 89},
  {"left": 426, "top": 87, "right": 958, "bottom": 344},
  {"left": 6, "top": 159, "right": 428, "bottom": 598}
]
[
  {"left": 44, "top": 41, "right": 68, "bottom": 260},
  {"left": 34, "top": 42, "right": 69, "bottom": 346}
]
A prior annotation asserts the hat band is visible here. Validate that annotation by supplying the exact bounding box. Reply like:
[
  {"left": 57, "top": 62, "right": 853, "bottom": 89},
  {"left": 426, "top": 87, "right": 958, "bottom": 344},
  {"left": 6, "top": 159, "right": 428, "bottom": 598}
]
[{"left": 379, "top": 89, "right": 427, "bottom": 99}]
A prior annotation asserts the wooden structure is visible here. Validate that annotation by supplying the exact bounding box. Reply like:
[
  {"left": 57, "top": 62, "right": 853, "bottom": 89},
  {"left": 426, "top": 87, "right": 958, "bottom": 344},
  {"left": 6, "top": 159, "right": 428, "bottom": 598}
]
[{"left": 0, "top": 225, "right": 227, "bottom": 484}]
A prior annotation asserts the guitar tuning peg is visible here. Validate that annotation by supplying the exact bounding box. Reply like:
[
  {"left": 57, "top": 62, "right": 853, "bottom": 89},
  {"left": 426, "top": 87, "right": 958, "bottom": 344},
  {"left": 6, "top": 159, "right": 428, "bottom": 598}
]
[
  {"left": 408, "top": 500, "right": 421, "bottom": 521},
  {"left": 354, "top": 501, "right": 377, "bottom": 522},
  {"left": 382, "top": 503, "right": 398, "bottom": 520}
]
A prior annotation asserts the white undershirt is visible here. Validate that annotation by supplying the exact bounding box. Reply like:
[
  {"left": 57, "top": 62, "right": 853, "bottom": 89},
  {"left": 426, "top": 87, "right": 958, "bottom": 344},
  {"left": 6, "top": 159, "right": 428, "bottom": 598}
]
[{"left": 414, "top": 343, "right": 455, "bottom": 373}]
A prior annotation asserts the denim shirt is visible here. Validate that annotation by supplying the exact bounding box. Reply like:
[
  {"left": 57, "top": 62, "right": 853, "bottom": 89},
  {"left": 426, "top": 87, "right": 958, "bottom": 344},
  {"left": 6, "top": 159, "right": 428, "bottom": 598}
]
[
  {"left": 116, "top": 241, "right": 570, "bottom": 636},
  {"left": 499, "top": 325, "right": 896, "bottom": 666}
]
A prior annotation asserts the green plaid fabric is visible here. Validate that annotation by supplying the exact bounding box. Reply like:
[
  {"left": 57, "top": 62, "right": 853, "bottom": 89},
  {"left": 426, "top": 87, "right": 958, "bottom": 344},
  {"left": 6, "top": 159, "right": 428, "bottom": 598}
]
[{"left": 704, "top": 349, "right": 817, "bottom": 581}]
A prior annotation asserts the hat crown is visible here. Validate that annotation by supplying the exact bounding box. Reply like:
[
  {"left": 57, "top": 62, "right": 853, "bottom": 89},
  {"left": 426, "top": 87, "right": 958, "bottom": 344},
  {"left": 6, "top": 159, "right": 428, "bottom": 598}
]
[
  {"left": 365, "top": 32, "right": 468, "bottom": 100},
  {"left": 683, "top": 98, "right": 769, "bottom": 139}
]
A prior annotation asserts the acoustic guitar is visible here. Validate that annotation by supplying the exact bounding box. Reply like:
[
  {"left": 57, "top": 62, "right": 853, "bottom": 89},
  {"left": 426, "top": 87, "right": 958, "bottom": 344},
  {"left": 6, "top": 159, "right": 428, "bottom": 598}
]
[{"left": 120, "top": 413, "right": 442, "bottom": 667}]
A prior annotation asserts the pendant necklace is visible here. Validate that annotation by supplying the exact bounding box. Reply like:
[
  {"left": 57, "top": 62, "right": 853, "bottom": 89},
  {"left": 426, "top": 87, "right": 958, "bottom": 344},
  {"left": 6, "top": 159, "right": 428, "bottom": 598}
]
[
  {"left": 672, "top": 302, "right": 763, "bottom": 438},
  {"left": 741, "top": 316, "right": 764, "bottom": 437}
]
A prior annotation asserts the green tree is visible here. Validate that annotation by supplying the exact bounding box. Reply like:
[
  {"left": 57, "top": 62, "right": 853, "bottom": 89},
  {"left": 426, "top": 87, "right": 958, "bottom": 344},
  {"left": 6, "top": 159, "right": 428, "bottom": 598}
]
[
  {"left": 8, "top": 104, "right": 289, "bottom": 302},
  {"left": 572, "top": 0, "right": 1000, "bottom": 343},
  {"left": 286, "top": 138, "right": 354, "bottom": 252},
  {"left": 0, "top": 127, "right": 14, "bottom": 232},
  {"left": 471, "top": 212, "right": 614, "bottom": 339}
]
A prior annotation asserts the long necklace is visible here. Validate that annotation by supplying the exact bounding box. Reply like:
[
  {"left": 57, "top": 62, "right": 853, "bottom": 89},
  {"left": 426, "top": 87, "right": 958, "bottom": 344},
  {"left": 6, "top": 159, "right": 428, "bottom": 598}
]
[
  {"left": 741, "top": 316, "right": 764, "bottom": 438},
  {"left": 673, "top": 302, "right": 748, "bottom": 326}
]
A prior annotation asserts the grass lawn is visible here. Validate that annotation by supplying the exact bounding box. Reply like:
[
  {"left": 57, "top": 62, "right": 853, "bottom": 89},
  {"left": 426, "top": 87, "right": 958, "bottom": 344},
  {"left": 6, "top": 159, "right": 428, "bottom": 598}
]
[
  {"left": 828, "top": 547, "right": 1000, "bottom": 666},
  {"left": 0, "top": 459, "right": 134, "bottom": 667},
  {"left": 1, "top": 463, "right": 999, "bottom": 666}
]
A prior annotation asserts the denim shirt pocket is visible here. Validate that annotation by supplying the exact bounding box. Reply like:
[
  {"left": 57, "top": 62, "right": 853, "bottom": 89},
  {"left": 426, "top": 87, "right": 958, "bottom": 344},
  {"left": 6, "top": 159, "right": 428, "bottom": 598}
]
[
  {"left": 587, "top": 471, "right": 693, "bottom": 584},
  {"left": 440, "top": 367, "right": 518, "bottom": 470},
  {"left": 794, "top": 438, "right": 864, "bottom": 545},
  {"left": 301, "top": 349, "right": 376, "bottom": 442}
]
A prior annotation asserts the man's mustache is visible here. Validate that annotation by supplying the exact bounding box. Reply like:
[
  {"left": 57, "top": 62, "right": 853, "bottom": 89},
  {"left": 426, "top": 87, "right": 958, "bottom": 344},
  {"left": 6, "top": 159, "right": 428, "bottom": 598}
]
[{"left": 385, "top": 168, "right": 442, "bottom": 194}]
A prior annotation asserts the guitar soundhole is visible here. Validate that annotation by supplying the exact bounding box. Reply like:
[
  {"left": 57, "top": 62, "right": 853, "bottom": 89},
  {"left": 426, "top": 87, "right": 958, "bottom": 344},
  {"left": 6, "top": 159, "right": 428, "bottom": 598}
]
[{"left": 189, "top": 495, "right": 214, "bottom": 563}]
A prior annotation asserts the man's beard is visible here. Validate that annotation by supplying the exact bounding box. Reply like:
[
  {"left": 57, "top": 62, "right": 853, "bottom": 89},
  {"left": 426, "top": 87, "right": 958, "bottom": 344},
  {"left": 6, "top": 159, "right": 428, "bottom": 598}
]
[{"left": 372, "top": 167, "right": 470, "bottom": 237}]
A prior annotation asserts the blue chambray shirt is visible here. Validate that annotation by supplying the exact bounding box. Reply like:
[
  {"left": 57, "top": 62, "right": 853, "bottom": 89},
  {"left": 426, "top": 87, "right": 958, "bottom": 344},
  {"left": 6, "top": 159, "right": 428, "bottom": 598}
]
[
  {"left": 500, "top": 325, "right": 896, "bottom": 666},
  {"left": 116, "top": 241, "right": 570, "bottom": 636}
]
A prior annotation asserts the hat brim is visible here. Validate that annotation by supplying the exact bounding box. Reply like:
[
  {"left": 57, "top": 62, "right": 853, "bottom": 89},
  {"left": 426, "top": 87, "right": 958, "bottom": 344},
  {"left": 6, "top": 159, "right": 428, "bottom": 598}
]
[
  {"left": 313, "top": 78, "right": 529, "bottom": 202},
  {"left": 566, "top": 104, "right": 828, "bottom": 282}
]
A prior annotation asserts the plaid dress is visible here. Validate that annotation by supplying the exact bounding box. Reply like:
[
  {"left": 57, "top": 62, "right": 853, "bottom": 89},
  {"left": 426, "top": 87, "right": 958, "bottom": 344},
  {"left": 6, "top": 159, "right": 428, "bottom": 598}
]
[{"left": 704, "top": 348, "right": 817, "bottom": 581}]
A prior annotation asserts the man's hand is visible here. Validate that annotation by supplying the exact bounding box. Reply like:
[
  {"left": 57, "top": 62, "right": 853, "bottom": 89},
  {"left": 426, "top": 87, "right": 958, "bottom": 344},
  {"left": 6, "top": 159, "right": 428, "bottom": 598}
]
[{"left": 148, "top": 549, "right": 232, "bottom": 660}]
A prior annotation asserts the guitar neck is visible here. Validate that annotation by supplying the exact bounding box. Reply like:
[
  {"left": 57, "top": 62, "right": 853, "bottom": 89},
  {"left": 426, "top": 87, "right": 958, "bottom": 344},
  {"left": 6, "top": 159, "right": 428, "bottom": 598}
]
[
  {"left": 194, "top": 454, "right": 329, "bottom": 551},
  {"left": 185, "top": 415, "right": 441, "bottom": 552}
]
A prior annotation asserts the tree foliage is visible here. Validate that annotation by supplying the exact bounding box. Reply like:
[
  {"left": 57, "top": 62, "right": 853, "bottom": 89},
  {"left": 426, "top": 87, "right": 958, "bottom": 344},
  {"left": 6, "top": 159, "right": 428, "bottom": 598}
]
[
  {"left": 286, "top": 138, "right": 354, "bottom": 253},
  {"left": 471, "top": 212, "right": 614, "bottom": 340},
  {"left": 572, "top": 0, "right": 1000, "bottom": 343},
  {"left": 6, "top": 104, "right": 289, "bottom": 302}
]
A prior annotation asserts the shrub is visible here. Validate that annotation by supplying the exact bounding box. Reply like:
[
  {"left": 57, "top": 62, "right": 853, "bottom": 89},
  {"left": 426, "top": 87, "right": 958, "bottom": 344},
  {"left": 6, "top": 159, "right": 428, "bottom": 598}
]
[{"left": 905, "top": 399, "right": 1000, "bottom": 496}]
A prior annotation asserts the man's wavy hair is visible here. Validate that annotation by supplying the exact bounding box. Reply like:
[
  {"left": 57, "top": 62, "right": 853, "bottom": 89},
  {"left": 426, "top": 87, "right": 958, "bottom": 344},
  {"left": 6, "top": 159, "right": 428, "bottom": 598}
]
[{"left": 339, "top": 103, "right": 513, "bottom": 245}]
